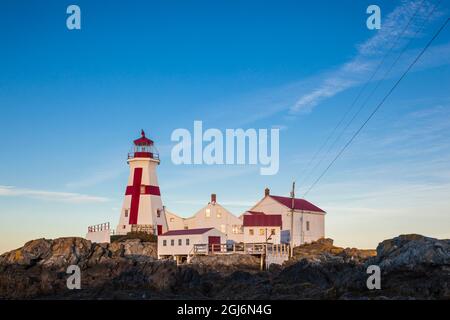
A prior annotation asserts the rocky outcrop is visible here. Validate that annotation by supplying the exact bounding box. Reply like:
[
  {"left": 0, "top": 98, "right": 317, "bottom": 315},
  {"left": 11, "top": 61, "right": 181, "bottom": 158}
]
[
  {"left": 0, "top": 237, "right": 157, "bottom": 267},
  {"left": 370, "top": 234, "right": 450, "bottom": 272},
  {"left": 292, "top": 238, "right": 376, "bottom": 264},
  {"left": 0, "top": 234, "right": 448, "bottom": 299},
  {"left": 189, "top": 254, "right": 260, "bottom": 273},
  {"left": 0, "top": 237, "right": 158, "bottom": 299}
]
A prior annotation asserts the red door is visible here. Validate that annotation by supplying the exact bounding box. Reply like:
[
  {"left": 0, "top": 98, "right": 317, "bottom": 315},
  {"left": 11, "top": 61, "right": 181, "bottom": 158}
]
[
  {"left": 157, "top": 225, "right": 162, "bottom": 235},
  {"left": 208, "top": 236, "right": 220, "bottom": 252}
]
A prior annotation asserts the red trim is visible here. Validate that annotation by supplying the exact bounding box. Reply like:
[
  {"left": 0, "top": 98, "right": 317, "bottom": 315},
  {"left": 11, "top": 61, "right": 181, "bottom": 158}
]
[
  {"left": 269, "top": 195, "right": 326, "bottom": 213},
  {"left": 125, "top": 185, "right": 160, "bottom": 196},
  {"left": 243, "top": 214, "right": 282, "bottom": 228},
  {"left": 160, "top": 228, "right": 214, "bottom": 236},
  {"left": 133, "top": 130, "right": 154, "bottom": 146},
  {"left": 208, "top": 236, "right": 221, "bottom": 252},
  {"left": 128, "top": 168, "right": 143, "bottom": 224},
  {"left": 133, "top": 152, "right": 153, "bottom": 158},
  {"left": 145, "top": 185, "right": 161, "bottom": 195}
]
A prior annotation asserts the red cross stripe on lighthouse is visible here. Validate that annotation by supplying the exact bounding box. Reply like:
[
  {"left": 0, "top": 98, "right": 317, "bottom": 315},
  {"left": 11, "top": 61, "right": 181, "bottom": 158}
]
[{"left": 125, "top": 168, "right": 161, "bottom": 224}]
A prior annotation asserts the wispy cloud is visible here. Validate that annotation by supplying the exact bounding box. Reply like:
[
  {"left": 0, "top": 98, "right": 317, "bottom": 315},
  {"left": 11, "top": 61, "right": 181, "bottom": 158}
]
[
  {"left": 65, "top": 169, "right": 124, "bottom": 189},
  {"left": 289, "top": 0, "right": 442, "bottom": 115},
  {"left": 203, "top": 1, "right": 448, "bottom": 130},
  {"left": 0, "top": 185, "right": 109, "bottom": 203}
]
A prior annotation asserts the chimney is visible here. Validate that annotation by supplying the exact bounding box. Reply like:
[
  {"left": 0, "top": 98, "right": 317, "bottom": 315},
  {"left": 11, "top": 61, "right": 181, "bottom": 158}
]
[
  {"left": 264, "top": 188, "right": 270, "bottom": 196},
  {"left": 211, "top": 193, "right": 217, "bottom": 203}
]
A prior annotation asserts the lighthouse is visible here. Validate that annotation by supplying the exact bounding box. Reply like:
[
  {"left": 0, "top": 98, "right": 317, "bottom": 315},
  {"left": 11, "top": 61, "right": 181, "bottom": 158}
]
[{"left": 116, "top": 130, "right": 168, "bottom": 236}]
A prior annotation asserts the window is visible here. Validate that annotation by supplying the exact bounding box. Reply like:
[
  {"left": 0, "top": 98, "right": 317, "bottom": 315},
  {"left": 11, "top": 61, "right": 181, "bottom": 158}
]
[
  {"left": 271, "top": 229, "right": 276, "bottom": 235},
  {"left": 259, "top": 229, "right": 265, "bottom": 236},
  {"left": 122, "top": 225, "right": 126, "bottom": 229},
  {"left": 184, "top": 226, "right": 189, "bottom": 230},
  {"left": 220, "top": 224, "right": 226, "bottom": 233},
  {"left": 249, "top": 229, "right": 254, "bottom": 236},
  {"left": 171, "top": 239, "right": 174, "bottom": 246},
  {"left": 163, "top": 240, "right": 167, "bottom": 246},
  {"left": 186, "top": 239, "right": 190, "bottom": 246},
  {"left": 216, "top": 210, "right": 222, "bottom": 218},
  {"left": 306, "top": 221, "right": 310, "bottom": 231},
  {"left": 205, "top": 208, "right": 211, "bottom": 217},
  {"left": 232, "top": 225, "right": 243, "bottom": 234},
  {"left": 178, "top": 239, "right": 182, "bottom": 246},
  {"left": 124, "top": 209, "right": 129, "bottom": 218},
  {"left": 140, "top": 185, "right": 146, "bottom": 194},
  {"left": 157, "top": 209, "right": 161, "bottom": 218},
  {"left": 170, "top": 218, "right": 175, "bottom": 222}
]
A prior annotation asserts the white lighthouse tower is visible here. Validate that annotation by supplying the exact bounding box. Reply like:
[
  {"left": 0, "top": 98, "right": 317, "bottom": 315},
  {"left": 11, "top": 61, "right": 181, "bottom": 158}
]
[{"left": 116, "top": 130, "right": 168, "bottom": 236}]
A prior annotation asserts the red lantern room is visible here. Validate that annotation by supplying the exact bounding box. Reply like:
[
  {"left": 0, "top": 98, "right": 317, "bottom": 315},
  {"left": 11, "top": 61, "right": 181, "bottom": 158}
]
[{"left": 128, "top": 130, "right": 160, "bottom": 161}]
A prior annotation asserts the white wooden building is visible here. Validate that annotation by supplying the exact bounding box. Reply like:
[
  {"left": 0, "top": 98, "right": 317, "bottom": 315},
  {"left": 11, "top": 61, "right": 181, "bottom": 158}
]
[
  {"left": 163, "top": 189, "right": 326, "bottom": 249},
  {"left": 157, "top": 227, "right": 226, "bottom": 261},
  {"left": 249, "top": 188, "right": 326, "bottom": 246},
  {"left": 165, "top": 194, "right": 244, "bottom": 243}
]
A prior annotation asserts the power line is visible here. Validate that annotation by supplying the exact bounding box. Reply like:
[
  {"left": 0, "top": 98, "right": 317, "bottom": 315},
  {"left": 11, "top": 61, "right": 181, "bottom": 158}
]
[
  {"left": 303, "top": 17, "right": 449, "bottom": 197},
  {"left": 300, "top": 0, "right": 443, "bottom": 194},
  {"left": 296, "top": 0, "right": 428, "bottom": 191}
]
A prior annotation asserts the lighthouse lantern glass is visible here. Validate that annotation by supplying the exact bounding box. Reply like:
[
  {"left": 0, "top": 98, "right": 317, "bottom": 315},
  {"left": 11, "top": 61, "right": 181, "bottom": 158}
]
[{"left": 128, "top": 131, "right": 160, "bottom": 160}]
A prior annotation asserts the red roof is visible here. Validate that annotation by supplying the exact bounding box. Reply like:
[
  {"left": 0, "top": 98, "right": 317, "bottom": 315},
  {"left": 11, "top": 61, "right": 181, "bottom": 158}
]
[
  {"left": 160, "top": 227, "right": 214, "bottom": 236},
  {"left": 134, "top": 130, "right": 154, "bottom": 146},
  {"left": 269, "top": 195, "right": 325, "bottom": 213},
  {"left": 243, "top": 214, "right": 282, "bottom": 228}
]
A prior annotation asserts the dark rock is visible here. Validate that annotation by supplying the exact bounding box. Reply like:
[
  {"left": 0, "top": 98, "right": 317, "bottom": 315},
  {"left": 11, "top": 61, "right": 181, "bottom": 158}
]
[{"left": 0, "top": 234, "right": 448, "bottom": 299}]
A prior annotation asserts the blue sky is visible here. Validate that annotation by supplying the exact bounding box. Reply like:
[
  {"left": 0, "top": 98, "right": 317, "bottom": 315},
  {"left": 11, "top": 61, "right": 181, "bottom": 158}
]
[{"left": 1, "top": 0, "right": 449, "bottom": 253}]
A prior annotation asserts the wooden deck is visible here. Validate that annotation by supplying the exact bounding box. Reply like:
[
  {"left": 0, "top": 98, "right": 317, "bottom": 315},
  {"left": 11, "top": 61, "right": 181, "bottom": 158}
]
[
  {"left": 193, "top": 243, "right": 289, "bottom": 255},
  {"left": 188, "top": 243, "right": 290, "bottom": 269}
]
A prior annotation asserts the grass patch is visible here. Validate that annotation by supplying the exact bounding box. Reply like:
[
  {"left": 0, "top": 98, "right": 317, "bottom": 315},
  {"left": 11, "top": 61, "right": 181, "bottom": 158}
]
[{"left": 111, "top": 232, "right": 157, "bottom": 243}]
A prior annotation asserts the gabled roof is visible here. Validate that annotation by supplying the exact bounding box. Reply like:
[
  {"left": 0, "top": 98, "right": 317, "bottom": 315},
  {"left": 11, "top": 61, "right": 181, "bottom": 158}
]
[
  {"left": 269, "top": 195, "right": 326, "bottom": 213},
  {"left": 243, "top": 213, "right": 282, "bottom": 228},
  {"left": 160, "top": 227, "right": 214, "bottom": 236}
]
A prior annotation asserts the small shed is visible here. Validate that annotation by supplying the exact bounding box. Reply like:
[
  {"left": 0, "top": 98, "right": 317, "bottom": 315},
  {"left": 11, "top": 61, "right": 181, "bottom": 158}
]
[{"left": 243, "top": 212, "right": 282, "bottom": 244}]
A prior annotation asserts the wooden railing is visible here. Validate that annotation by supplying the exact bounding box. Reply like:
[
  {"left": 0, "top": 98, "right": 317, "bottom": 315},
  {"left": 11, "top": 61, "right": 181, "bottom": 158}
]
[
  {"left": 192, "top": 243, "right": 290, "bottom": 256},
  {"left": 87, "top": 222, "right": 110, "bottom": 233}
]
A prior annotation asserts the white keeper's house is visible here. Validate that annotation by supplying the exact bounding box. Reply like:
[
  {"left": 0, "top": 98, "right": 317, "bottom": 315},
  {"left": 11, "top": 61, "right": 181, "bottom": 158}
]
[
  {"left": 166, "top": 194, "right": 244, "bottom": 243},
  {"left": 248, "top": 188, "right": 326, "bottom": 247}
]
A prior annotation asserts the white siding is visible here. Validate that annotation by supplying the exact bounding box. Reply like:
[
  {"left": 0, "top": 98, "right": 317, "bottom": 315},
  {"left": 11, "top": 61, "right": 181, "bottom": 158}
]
[
  {"left": 182, "top": 203, "right": 244, "bottom": 243},
  {"left": 166, "top": 210, "right": 186, "bottom": 230},
  {"left": 250, "top": 196, "right": 326, "bottom": 246},
  {"left": 157, "top": 228, "right": 226, "bottom": 257},
  {"left": 85, "top": 230, "right": 110, "bottom": 244},
  {"left": 243, "top": 226, "right": 281, "bottom": 244}
]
